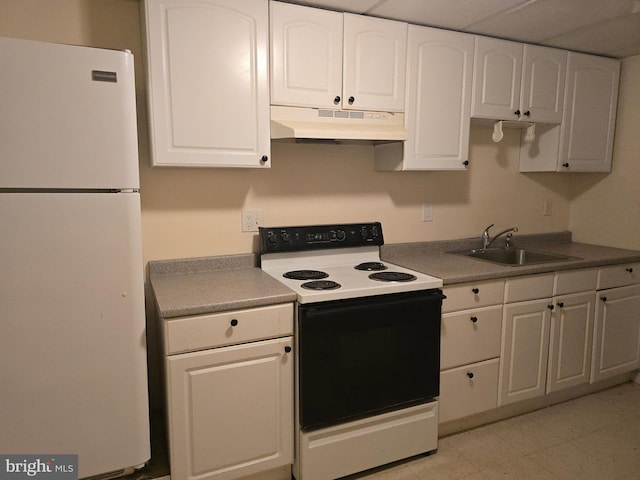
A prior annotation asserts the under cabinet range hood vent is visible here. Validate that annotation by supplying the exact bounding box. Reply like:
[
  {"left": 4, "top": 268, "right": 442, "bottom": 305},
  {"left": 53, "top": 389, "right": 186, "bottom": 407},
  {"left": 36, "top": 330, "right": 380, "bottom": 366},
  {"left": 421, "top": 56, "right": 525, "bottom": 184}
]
[{"left": 270, "top": 105, "right": 407, "bottom": 142}]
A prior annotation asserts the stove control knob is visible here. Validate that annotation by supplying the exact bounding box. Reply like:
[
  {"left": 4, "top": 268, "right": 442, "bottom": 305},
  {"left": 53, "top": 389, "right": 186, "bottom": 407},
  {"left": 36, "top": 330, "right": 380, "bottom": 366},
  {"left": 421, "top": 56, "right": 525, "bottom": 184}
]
[
  {"left": 336, "top": 230, "right": 346, "bottom": 241},
  {"left": 267, "top": 232, "right": 278, "bottom": 244},
  {"left": 281, "top": 232, "right": 291, "bottom": 243}
]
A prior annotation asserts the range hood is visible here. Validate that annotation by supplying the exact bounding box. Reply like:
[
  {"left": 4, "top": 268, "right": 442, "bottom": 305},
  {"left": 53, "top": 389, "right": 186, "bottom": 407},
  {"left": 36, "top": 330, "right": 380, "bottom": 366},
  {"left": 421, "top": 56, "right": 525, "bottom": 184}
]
[{"left": 270, "top": 105, "right": 407, "bottom": 142}]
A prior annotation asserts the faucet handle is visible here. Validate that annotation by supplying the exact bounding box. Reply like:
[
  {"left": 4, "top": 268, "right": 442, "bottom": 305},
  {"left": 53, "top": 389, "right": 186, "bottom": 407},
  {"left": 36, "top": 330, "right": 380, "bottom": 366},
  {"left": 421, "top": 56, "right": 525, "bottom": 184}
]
[{"left": 482, "top": 224, "right": 495, "bottom": 235}]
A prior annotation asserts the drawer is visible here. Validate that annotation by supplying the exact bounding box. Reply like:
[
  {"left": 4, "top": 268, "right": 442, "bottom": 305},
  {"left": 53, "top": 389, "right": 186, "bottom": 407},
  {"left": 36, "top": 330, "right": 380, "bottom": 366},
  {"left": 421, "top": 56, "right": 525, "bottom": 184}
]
[
  {"left": 597, "top": 263, "right": 640, "bottom": 290},
  {"left": 504, "top": 273, "right": 554, "bottom": 303},
  {"left": 441, "top": 305, "right": 502, "bottom": 369},
  {"left": 442, "top": 279, "right": 504, "bottom": 313},
  {"left": 554, "top": 268, "right": 598, "bottom": 295},
  {"left": 164, "top": 303, "right": 293, "bottom": 355},
  {"left": 439, "top": 358, "right": 499, "bottom": 423}
]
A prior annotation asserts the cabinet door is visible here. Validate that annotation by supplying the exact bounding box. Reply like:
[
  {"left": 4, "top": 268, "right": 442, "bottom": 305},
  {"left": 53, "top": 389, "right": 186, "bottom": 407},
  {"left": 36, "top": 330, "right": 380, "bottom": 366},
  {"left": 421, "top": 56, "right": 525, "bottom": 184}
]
[
  {"left": 521, "top": 45, "right": 567, "bottom": 123},
  {"left": 500, "top": 299, "right": 552, "bottom": 406},
  {"left": 547, "top": 292, "right": 595, "bottom": 393},
  {"left": 402, "top": 26, "right": 474, "bottom": 170},
  {"left": 558, "top": 52, "right": 620, "bottom": 172},
  {"left": 592, "top": 285, "right": 640, "bottom": 382},
  {"left": 167, "top": 337, "right": 293, "bottom": 480},
  {"left": 144, "top": 0, "right": 270, "bottom": 167},
  {"left": 472, "top": 37, "right": 523, "bottom": 120},
  {"left": 270, "top": 1, "right": 343, "bottom": 108},
  {"left": 343, "top": 13, "right": 407, "bottom": 112}
]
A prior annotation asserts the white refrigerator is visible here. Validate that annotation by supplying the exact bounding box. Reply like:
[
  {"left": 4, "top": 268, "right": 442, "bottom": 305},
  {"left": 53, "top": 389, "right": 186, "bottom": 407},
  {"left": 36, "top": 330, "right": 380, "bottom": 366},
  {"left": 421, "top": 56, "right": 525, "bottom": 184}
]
[{"left": 0, "top": 37, "right": 150, "bottom": 478}]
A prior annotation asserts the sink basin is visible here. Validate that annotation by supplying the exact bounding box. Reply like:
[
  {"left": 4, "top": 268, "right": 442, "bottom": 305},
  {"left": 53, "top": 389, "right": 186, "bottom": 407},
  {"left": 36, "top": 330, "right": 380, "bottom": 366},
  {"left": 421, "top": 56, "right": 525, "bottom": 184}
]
[{"left": 451, "top": 248, "right": 577, "bottom": 266}]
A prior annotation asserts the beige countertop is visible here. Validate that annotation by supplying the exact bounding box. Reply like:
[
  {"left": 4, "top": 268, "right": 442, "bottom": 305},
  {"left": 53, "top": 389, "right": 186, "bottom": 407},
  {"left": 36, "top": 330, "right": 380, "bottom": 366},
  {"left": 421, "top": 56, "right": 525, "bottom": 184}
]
[
  {"left": 149, "top": 254, "right": 296, "bottom": 318},
  {"left": 149, "top": 234, "right": 640, "bottom": 318},
  {"left": 382, "top": 233, "right": 640, "bottom": 285}
]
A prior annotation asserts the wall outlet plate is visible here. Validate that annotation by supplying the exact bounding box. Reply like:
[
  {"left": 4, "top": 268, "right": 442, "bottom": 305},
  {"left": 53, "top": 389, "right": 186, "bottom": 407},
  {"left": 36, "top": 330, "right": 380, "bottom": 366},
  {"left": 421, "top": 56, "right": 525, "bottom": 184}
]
[
  {"left": 422, "top": 204, "right": 433, "bottom": 222},
  {"left": 543, "top": 199, "right": 553, "bottom": 216},
  {"left": 242, "top": 209, "right": 264, "bottom": 232}
]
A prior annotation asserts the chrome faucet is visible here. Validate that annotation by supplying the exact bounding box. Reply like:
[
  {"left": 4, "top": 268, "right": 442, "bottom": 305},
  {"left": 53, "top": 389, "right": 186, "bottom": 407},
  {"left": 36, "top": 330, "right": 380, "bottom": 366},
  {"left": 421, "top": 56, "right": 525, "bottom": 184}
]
[{"left": 482, "top": 224, "right": 519, "bottom": 249}]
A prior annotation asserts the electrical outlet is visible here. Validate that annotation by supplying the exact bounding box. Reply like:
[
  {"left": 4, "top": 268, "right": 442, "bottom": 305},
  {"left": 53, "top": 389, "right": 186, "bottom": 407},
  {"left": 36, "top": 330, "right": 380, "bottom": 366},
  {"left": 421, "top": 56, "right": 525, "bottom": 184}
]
[
  {"left": 422, "top": 204, "right": 433, "bottom": 222},
  {"left": 543, "top": 199, "right": 553, "bottom": 216},
  {"left": 242, "top": 209, "right": 264, "bottom": 232}
]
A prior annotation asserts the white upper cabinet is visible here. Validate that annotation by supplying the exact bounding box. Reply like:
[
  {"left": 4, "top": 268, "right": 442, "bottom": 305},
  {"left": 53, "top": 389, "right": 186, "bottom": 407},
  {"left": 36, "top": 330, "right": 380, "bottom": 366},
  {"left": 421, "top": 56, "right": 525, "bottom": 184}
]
[
  {"left": 472, "top": 37, "right": 566, "bottom": 124},
  {"left": 521, "top": 45, "right": 567, "bottom": 123},
  {"left": 558, "top": 52, "right": 620, "bottom": 172},
  {"left": 472, "top": 37, "right": 523, "bottom": 121},
  {"left": 342, "top": 13, "right": 407, "bottom": 112},
  {"left": 375, "top": 26, "right": 474, "bottom": 171},
  {"left": 143, "top": 0, "right": 270, "bottom": 168},
  {"left": 270, "top": 2, "right": 342, "bottom": 109},
  {"left": 270, "top": 1, "right": 407, "bottom": 112}
]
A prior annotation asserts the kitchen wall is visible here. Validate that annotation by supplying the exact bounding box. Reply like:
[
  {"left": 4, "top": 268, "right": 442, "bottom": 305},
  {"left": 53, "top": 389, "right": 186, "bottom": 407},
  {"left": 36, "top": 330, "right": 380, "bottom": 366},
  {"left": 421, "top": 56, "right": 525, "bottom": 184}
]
[{"left": 1, "top": 0, "right": 637, "bottom": 264}]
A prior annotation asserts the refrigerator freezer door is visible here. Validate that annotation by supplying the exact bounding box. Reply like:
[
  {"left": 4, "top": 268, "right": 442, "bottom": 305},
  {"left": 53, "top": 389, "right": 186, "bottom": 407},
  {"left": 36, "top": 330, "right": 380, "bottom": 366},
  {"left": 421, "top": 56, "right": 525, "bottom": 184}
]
[
  {"left": 0, "top": 37, "right": 139, "bottom": 189},
  {"left": 0, "top": 193, "right": 150, "bottom": 478}
]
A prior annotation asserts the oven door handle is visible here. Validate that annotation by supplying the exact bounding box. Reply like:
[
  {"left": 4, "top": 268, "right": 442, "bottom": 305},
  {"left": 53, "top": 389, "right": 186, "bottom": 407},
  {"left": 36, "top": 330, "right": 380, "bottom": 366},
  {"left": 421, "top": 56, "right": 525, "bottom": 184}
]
[{"left": 302, "top": 290, "right": 446, "bottom": 319}]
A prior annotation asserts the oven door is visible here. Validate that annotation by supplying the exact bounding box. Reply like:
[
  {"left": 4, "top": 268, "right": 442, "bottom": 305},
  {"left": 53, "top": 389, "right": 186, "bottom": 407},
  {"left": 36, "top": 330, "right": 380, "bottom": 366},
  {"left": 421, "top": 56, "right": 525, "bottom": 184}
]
[{"left": 298, "top": 289, "right": 443, "bottom": 431}]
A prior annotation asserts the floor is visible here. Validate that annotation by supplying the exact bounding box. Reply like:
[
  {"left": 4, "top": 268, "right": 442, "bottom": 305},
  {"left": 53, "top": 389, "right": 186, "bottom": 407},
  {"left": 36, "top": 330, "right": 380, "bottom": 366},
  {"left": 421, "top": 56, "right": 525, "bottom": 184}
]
[{"left": 356, "top": 382, "right": 640, "bottom": 480}]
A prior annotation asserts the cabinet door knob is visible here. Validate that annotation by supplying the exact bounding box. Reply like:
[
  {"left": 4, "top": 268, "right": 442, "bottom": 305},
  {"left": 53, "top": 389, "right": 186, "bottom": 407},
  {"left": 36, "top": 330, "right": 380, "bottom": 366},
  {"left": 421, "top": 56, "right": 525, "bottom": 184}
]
[
  {"left": 562, "top": 162, "right": 570, "bottom": 168},
  {"left": 334, "top": 96, "right": 341, "bottom": 104},
  {"left": 472, "top": 287, "right": 480, "bottom": 294},
  {"left": 284, "top": 346, "right": 292, "bottom": 353},
  {"left": 463, "top": 160, "right": 470, "bottom": 167},
  {"left": 547, "top": 304, "right": 555, "bottom": 310},
  {"left": 260, "top": 155, "right": 268, "bottom": 164},
  {"left": 470, "top": 316, "right": 478, "bottom": 323},
  {"left": 348, "top": 96, "right": 355, "bottom": 105},
  {"left": 514, "top": 109, "right": 521, "bottom": 117},
  {"left": 524, "top": 110, "right": 531, "bottom": 117},
  {"left": 230, "top": 319, "right": 238, "bottom": 327},
  {"left": 557, "top": 302, "right": 564, "bottom": 308},
  {"left": 601, "top": 296, "right": 607, "bottom": 302},
  {"left": 626, "top": 267, "right": 634, "bottom": 273},
  {"left": 466, "top": 372, "right": 474, "bottom": 379}
]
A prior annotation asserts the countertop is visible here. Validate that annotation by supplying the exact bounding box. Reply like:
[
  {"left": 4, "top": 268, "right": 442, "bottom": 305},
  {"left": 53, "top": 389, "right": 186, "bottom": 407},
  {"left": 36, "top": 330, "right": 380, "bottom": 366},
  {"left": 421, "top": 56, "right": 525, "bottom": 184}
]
[
  {"left": 149, "top": 254, "right": 296, "bottom": 318},
  {"left": 382, "top": 232, "right": 640, "bottom": 285},
  {"left": 149, "top": 233, "right": 640, "bottom": 318}
]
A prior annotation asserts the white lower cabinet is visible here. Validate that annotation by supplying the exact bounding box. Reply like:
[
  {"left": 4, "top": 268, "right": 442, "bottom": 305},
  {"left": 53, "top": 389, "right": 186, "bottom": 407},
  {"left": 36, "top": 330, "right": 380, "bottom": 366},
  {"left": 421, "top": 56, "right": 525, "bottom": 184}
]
[
  {"left": 591, "top": 264, "right": 640, "bottom": 382},
  {"left": 500, "top": 297, "right": 553, "bottom": 405},
  {"left": 500, "top": 271, "right": 599, "bottom": 405},
  {"left": 547, "top": 291, "right": 595, "bottom": 392},
  {"left": 442, "top": 265, "right": 637, "bottom": 423},
  {"left": 440, "top": 280, "right": 504, "bottom": 422},
  {"left": 162, "top": 304, "right": 294, "bottom": 480}
]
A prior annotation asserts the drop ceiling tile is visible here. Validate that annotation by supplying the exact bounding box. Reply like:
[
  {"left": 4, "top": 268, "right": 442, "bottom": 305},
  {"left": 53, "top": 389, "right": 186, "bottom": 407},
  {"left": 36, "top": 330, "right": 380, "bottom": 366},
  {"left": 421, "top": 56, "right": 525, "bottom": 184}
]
[
  {"left": 545, "top": 15, "right": 640, "bottom": 57},
  {"left": 468, "top": 0, "right": 636, "bottom": 43},
  {"left": 367, "top": 0, "right": 530, "bottom": 30}
]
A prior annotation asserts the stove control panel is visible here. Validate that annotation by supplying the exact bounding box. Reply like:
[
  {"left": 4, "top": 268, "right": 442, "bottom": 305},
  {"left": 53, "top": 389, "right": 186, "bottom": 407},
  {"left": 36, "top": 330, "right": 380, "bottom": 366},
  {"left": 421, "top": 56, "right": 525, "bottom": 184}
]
[{"left": 259, "top": 222, "right": 384, "bottom": 253}]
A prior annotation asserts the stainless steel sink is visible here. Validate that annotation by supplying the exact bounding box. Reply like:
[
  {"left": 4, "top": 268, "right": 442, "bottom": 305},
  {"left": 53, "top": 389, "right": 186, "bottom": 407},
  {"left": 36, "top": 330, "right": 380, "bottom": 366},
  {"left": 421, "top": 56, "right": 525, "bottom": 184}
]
[{"left": 451, "top": 248, "right": 577, "bottom": 266}]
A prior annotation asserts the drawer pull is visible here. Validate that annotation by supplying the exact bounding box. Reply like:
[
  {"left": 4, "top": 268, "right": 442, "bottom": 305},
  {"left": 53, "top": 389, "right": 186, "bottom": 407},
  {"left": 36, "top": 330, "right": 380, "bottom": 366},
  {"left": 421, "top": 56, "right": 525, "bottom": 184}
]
[
  {"left": 230, "top": 319, "right": 238, "bottom": 327},
  {"left": 601, "top": 296, "right": 607, "bottom": 302},
  {"left": 284, "top": 346, "right": 292, "bottom": 353},
  {"left": 547, "top": 304, "right": 555, "bottom": 310},
  {"left": 466, "top": 372, "right": 474, "bottom": 379},
  {"left": 472, "top": 288, "right": 480, "bottom": 294},
  {"left": 627, "top": 267, "right": 634, "bottom": 273},
  {"left": 557, "top": 302, "right": 564, "bottom": 308},
  {"left": 470, "top": 316, "right": 478, "bottom": 323}
]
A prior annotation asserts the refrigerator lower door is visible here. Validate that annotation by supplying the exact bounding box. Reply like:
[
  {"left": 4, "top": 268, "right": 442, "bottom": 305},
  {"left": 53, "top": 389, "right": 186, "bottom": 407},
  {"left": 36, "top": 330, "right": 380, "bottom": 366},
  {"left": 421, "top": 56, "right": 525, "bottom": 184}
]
[{"left": 0, "top": 192, "right": 150, "bottom": 479}]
